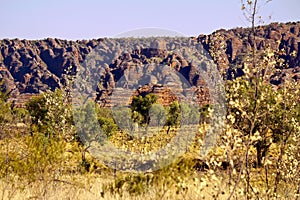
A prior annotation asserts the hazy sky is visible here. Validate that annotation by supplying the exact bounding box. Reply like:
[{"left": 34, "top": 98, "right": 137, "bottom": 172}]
[{"left": 0, "top": 0, "right": 299, "bottom": 39}]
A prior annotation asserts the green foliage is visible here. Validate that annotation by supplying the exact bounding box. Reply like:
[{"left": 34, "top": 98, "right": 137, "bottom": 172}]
[
  {"left": 0, "top": 128, "right": 61, "bottom": 180},
  {"left": 12, "top": 107, "right": 30, "bottom": 124},
  {"left": 221, "top": 1, "right": 300, "bottom": 199},
  {"left": 1, "top": 3, "right": 300, "bottom": 198},
  {"left": 98, "top": 117, "right": 118, "bottom": 138},
  {"left": 96, "top": 106, "right": 118, "bottom": 137},
  {"left": 105, "top": 156, "right": 196, "bottom": 197},
  {"left": 180, "top": 102, "right": 200, "bottom": 125},
  {"left": 73, "top": 100, "right": 104, "bottom": 144},
  {"left": 26, "top": 89, "right": 75, "bottom": 141},
  {"left": 166, "top": 101, "right": 180, "bottom": 127},
  {"left": 226, "top": 46, "right": 299, "bottom": 167},
  {"left": 131, "top": 94, "right": 158, "bottom": 125},
  {"left": 96, "top": 106, "right": 114, "bottom": 119},
  {"left": 199, "top": 104, "right": 211, "bottom": 124},
  {"left": 149, "top": 103, "right": 166, "bottom": 128},
  {"left": 0, "top": 89, "right": 90, "bottom": 194}
]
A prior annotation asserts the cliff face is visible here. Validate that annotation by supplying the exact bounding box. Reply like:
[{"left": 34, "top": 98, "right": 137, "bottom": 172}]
[
  {"left": 198, "top": 21, "right": 300, "bottom": 83},
  {"left": 0, "top": 22, "right": 299, "bottom": 106}
]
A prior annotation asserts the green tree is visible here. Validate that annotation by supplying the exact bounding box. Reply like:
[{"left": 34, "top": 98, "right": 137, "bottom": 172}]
[
  {"left": 179, "top": 102, "right": 200, "bottom": 125},
  {"left": 26, "top": 89, "right": 75, "bottom": 141},
  {"left": 98, "top": 117, "right": 118, "bottom": 138},
  {"left": 149, "top": 103, "right": 166, "bottom": 131},
  {"left": 96, "top": 106, "right": 118, "bottom": 137},
  {"left": 225, "top": 0, "right": 299, "bottom": 168},
  {"left": 224, "top": 0, "right": 300, "bottom": 199},
  {"left": 166, "top": 101, "right": 181, "bottom": 134},
  {"left": 131, "top": 94, "right": 158, "bottom": 125},
  {"left": 179, "top": 102, "right": 191, "bottom": 126}
]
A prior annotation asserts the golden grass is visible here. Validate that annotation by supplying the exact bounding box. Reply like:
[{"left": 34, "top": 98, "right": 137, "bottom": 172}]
[{"left": 0, "top": 173, "right": 230, "bottom": 200}]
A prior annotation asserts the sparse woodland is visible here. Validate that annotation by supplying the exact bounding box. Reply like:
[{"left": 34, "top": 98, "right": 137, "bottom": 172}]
[{"left": 0, "top": 1, "right": 300, "bottom": 199}]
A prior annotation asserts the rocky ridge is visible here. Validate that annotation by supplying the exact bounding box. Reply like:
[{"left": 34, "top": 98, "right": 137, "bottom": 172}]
[{"left": 0, "top": 21, "right": 299, "bottom": 107}]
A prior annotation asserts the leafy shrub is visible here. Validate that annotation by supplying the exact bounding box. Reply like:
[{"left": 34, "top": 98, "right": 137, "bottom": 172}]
[
  {"left": 26, "top": 89, "right": 75, "bottom": 141},
  {"left": 131, "top": 94, "right": 158, "bottom": 125},
  {"left": 98, "top": 117, "right": 118, "bottom": 138}
]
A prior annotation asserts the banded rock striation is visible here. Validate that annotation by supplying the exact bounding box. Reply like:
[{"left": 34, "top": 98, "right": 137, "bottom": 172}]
[{"left": 0, "top": 21, "right": 299, "bottom": 107}]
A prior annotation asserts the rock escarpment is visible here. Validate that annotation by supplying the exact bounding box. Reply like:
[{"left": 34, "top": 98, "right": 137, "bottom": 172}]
[
  {"left": 0, "top": 21, "right": 299, "bottom": 107},
  {"left": 198, "top": 21, "right": 300, "bottom": 83}
]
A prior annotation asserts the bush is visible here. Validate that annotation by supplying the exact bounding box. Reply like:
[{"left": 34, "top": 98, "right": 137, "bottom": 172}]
[
  {"left": 98, "top": 117, "right": 118, "bottom": 138},
  {"left": 131, "top": 94, "right": 158, "bottom": 125},
  {"left": 26, "top": 89, "right": 75, "bottom": 141}
]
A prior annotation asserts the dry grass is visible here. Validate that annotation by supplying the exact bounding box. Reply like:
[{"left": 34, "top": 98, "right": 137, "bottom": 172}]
[{"left": 0, "top": 173, "right": 230, "bottom": 200}]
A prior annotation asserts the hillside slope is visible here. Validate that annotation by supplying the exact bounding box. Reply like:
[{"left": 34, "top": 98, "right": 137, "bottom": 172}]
[{"left": 0, "top": 21, "right": 299, "bottom": 106}]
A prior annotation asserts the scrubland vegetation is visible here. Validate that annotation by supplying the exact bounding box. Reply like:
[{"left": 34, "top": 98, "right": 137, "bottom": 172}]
[
  {"left": 0, "top": 47, "right": 299, "bottom": 199},
  {"left": 0, "top": 1, "right": 300, "bottom": 199}
]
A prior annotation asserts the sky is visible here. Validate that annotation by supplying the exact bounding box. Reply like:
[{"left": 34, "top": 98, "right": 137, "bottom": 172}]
[{"left": 0, "top": 0, "right": 299, "bottom": 40}]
